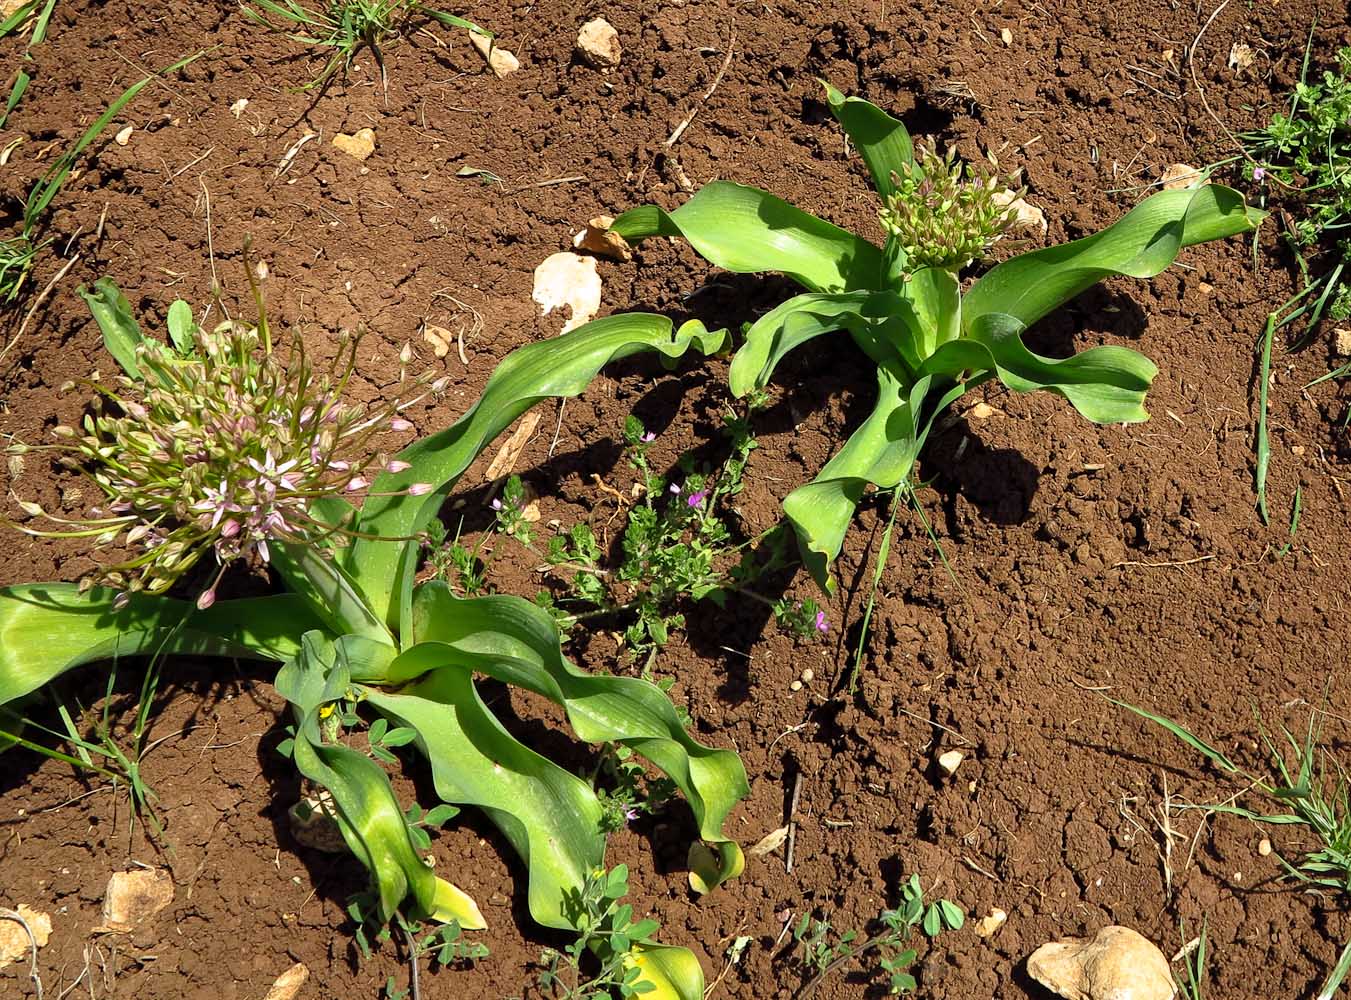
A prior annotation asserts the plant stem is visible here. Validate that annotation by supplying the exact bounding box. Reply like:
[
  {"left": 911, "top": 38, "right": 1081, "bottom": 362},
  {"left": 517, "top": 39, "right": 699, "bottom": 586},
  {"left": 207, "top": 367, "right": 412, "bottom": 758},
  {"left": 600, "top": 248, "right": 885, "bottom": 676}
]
[{"left": 795, "top": 931, "right": 900, "bottom": 999}]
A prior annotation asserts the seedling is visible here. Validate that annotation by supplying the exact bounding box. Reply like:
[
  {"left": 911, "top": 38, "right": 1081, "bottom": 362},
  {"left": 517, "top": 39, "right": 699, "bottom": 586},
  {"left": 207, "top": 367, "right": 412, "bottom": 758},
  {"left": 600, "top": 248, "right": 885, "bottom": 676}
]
[
  {"left": 790, "top": 874, "right": 964, "bottom": 997},
  {"left": 613, "top": 81, "right": 1262, "bottom": 589},
  {"left": 0, "top": 269, "right": 745, "bottom": 1000},
  {"left": 0, "top": 52, "right": 202, "bottom": 303},
  {"left": 1239, "top": 39, "right": 1351, "bottom": 340},
  {"left": 534, "top": 865, "right": 680, "bottom": 1000},
  {"left": 1115, "top": 698, "right": 1351, "bottom": 1000},
  {"left": 244, "top": 0, "right": 483, "bottom": 91},
  {"left": 1173, "top": 919, "right": 1209, "bottom": 1000},
  {"left": 0, "top": 0, "right": 58, "bottom": 129},
  {"left": 428, "top": 409, "right": 829, "bottom": 660}
]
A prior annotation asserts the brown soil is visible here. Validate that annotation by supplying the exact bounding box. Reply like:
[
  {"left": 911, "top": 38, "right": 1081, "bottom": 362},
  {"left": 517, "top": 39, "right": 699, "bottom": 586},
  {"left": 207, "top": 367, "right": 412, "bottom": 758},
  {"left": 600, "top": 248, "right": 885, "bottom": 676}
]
[{"left": 3, "top": 1, "right": 1350, "bottom": 998}]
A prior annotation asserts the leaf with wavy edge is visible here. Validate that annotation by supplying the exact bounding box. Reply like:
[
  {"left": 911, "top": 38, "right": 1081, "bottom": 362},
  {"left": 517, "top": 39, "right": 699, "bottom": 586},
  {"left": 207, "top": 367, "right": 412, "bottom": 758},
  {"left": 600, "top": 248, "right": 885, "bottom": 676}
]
[
  {"left": 346, "top": 316, "right": 726, "bottom": 634},
  {"left": 370, "top": 583, "right": 749, "bottom": 845},
  {"left": 783, "top": 373, "right": 967, "bottom": 590},
  {"left": 920, "top": 320, "right": 1158, "bottom": 425},
  {"left": 0, "top": 584, "right": 319, "bottom": 706},
  {"left": 611, "top": 181, "right": 883, "bottom": 293},
  {"left": 820, "top": 79, "right": 913, "bottom": 198},
  {"left": 364, "top": 665, "right": 605, "bottom": 930},
  {"left": 963, "top": 184, "right": 1264, "bottom": 335},
  {"left": 275, "top": 631, "right": 484, "bottom": 927}
]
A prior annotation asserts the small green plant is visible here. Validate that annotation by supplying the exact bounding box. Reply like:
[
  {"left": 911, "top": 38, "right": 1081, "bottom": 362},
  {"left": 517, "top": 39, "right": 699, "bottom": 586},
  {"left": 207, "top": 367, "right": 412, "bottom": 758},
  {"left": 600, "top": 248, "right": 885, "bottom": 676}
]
[
  {"left": 244, "top": 0, "right": 483, "bottom": 91},
  {"left": 0, "top": 0, "right": 58, "bottom": 129},
  {"left": 613, "top": 81, "right": 1262, "bottom": 589},
  {"left": 535, "top": 864, "right": 678, "bottom": 1000},
  {"left": 0, "top": 269, "right": 745, "bottom": 1000},
  {"left": 0, "top": 53, "right": 200, "bottom": 304},
  {"left": 1115, "top": 698, "right": 1351, "bottom": 1000},
  {"left": 1174, "top": 919, "right": 1209, "bottom": 1000},
  {"left": 434, "top": 409, "right": 827, "bottom": 660},
  {"left": 790, "top": 874, "right": 964, "bottom": 997},
  {"left": 1240, "top": 41, "right": 1351, "bottom": 336}
]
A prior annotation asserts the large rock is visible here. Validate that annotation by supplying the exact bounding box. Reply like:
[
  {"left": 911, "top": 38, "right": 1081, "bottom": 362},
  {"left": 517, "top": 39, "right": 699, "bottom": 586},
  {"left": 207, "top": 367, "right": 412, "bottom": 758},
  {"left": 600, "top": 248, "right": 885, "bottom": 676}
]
[{"left": 1028, "top": 926, "right": 1175, "bottom": 1000}]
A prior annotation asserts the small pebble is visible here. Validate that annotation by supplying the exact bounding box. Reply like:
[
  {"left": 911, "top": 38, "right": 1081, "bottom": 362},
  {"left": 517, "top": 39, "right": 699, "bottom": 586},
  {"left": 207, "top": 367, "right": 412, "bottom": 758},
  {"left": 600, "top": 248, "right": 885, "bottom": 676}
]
[
  {"left": 800, "top": 668, "right": 814, "bottom": 683},
  {"left": 1258, "top": 838, "right": 1272, "bottom": 856},
  {"left": 790, "top": 680, "right": 803, "bottom": 692},
  {"left": 937, "top": 750, "right": 964, "bottom": 776}
]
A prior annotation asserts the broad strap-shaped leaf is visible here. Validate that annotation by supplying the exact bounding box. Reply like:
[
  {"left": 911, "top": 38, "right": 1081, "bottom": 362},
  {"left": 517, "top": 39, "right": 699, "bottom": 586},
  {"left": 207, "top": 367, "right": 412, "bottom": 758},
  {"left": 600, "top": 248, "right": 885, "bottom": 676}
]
[
  {"left": 728, "top": 291, "right": 872, "bottom": 396},
  {"left": 903, "top": 267, "right": 961, "bottom": 358},
  {"left": 346, "top": 315, "right": 726, "bottom": 633},
  {"left": 628, "top": 944, "right": 706, "bottom": 1000},
  {"left": 963, "top": 184, "right": 1264, "bottom": 335},
  {"left": 783, "top": 373, "right": 966, "bottom": 589},
  {"left": 384, "top": 584, "right": 749, "bottom": 846},
  {"left": 275, "top": 632, "right": 484, "bottom": 927},
  {"left": 0, "top": 584, "right": 317, "bottom": 705},
  {"left": 611, "top": 181, "right": 883, "bottom": 293},
  {"left": 271, "top": 541, "right": 393, "bottom": 648},
  {"left": 364, "top": 665, "right": 606, "bottom": 930},
  {"left": 921, "top": 317, "right": 1159, "bottom": 424},
  {"left": 820, "top": 80, "right": 914, "bottom": 197}
]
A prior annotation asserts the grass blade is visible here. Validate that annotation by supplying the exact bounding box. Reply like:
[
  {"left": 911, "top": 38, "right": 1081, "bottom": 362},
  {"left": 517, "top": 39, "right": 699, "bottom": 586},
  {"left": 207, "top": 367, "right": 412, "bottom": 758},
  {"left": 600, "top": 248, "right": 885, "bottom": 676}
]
[{"left": 1108, "top": 697, "right": 1242, "bottom": 775}]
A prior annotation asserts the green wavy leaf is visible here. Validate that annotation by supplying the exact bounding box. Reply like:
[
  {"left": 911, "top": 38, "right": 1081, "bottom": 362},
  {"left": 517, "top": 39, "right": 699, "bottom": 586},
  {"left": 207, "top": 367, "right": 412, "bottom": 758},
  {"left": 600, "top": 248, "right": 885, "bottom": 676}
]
[
  {"left": 382, "top": 584, "right": 749, "bottom": 845},
  {"left": 275, "top": 632, "right": 482, "bottom": 926},
  {"left": 364, "top": 664, "right": 606, "bottom": 930},
  {"left": 820, "top": 79, "right": 914, "bottom": 197},
  {"left": 963, "top": 184, "right": 1265, "bottom": 335},
  {"left": 0, "top": 584, "right": 316, "bottom": 706},
  {"left": 611, "top": 181, "right": 883, "bottom": 293},
  {"left": 783, "top": 373, "right": 967, "bottom": 589},
  {"left": 920, "top": 321, "right": 1158, "bottom": 424},
  {"left": 346, "top": 315, "right": 726, "bottom": 633}
]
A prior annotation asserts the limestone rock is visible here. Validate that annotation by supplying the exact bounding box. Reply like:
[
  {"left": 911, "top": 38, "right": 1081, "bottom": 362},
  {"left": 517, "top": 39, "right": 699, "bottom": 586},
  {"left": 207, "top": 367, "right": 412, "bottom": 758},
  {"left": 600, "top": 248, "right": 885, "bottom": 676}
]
[
  {"left": 0, "top": 905, "right": 51, "bottom": 969},
  {"left": 332, "top": 128, "right": 376, "bottom": 161},
  {"left": 576, "top": 18, "right": 622, "bottom": 69},
  {"left": 97, "top": 869, "right": 174, "bottom": 933},
  {"left": 470, "top": 32, "right": 520, "bottom": 78},
  {"left": 1028, "top": 926, "right": 1174, "bottom": 1000}
]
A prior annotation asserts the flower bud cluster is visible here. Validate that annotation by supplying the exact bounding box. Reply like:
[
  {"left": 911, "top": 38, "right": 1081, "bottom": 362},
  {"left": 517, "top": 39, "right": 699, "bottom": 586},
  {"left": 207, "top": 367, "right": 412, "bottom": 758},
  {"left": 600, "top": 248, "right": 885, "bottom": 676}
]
[{"left": 879, "top": 144, "right": 1023, "bottom": 273}]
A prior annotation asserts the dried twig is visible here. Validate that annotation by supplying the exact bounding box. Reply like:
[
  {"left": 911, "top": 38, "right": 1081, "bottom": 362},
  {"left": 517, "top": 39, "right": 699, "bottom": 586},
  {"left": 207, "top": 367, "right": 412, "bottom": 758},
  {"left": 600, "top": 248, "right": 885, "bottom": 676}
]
[{"left": 785, "top": 770, "right": 804, "bottom": 874}]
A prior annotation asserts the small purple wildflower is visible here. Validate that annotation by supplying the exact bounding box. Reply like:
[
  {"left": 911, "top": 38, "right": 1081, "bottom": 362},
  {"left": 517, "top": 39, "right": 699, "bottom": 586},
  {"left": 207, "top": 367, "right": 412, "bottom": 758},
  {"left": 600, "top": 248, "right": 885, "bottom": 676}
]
[
  {"left": 1252, "top": 166, "right": 1267, "bottom": 182},
  {"left": 668, "top": 482, "right": 681, "bottom": 494},
  {"left": 641, "top": 431, "right": 656, "bottom": 443},
  {"left": 623, "top": 805, "right": 640, "bottom": 823},
  {"left": 814, "top": 610, "right": 829, "bottom": 633},
  {"left": 687, "top": 489, "right": 708, "bottom": 508}
]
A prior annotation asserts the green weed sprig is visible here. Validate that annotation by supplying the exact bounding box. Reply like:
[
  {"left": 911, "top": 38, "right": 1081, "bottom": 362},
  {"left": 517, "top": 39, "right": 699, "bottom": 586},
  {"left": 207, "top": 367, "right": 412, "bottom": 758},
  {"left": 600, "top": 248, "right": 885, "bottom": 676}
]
[{"left": 791, "top": 874, "right": 964, "bottom": 997}]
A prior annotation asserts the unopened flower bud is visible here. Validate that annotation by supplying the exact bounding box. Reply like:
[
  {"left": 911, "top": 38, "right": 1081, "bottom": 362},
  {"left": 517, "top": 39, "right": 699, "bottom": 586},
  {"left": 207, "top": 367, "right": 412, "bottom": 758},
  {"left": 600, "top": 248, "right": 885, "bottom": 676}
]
[
  {"left": 407, "top": 482, "right": 433, "bottom": 496},
  {"left": 196, "top": 588, "right": 217, "bottom": 610},
  {"left": 347, "top": 477, "right": 369, "bottom": 491},
  {"left": 386, "top": 460, "right": 412, "bottom": 473},
  {"left": 390, "top": 418, "right": 414, "bottom": 432}
]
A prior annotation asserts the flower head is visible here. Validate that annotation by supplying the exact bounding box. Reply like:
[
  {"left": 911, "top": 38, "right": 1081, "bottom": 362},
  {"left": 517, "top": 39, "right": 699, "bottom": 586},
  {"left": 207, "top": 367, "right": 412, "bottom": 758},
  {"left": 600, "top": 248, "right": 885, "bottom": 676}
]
[
  {"left": 814, "top": 610, "right": 829, "bottom": 633},
  {"left": 879, "top": 143, "right": 1022, "bottom": 273},
  {"left": 14, "top": 313, "right": 443, "bottom": 604},
  {"left": 687, "top": 489, "right": 709, "bottom": 508}
]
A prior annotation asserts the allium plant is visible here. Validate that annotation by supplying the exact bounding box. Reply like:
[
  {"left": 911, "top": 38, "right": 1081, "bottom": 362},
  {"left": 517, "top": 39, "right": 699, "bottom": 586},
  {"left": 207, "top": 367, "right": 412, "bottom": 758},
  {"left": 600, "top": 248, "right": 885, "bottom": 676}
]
[
  {"left": 11, "top": 279, "right": 439, "bottom": 609},
  {"left": 613, "top": 81, "right": 1265, "bottom": 587},
  {"left": 0, "top": 274, "right": 745, "bottom": 1000}
]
